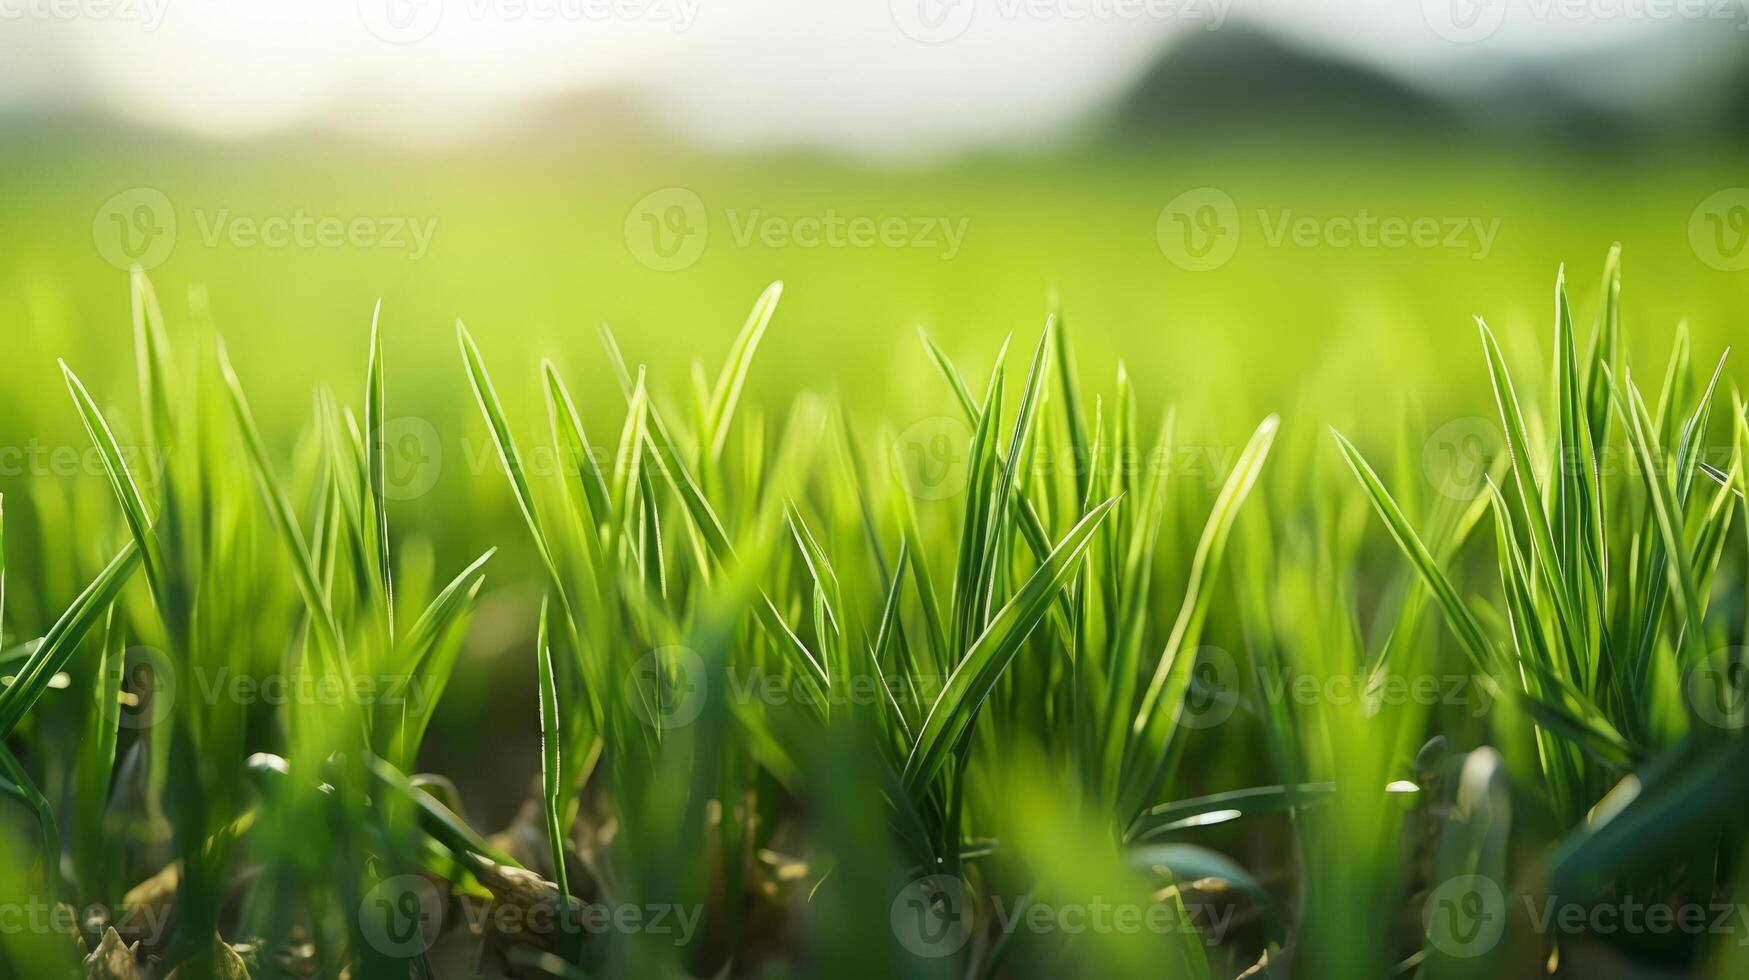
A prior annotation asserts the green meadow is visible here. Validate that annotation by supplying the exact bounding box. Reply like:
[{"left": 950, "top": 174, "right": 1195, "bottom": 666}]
[{"left": 2, "top": 131, "right": 1749, "bottom": 977}]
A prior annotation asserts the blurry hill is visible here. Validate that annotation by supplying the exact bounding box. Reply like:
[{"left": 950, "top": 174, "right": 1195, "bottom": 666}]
[
  {"left": 1112, "top": 25, "right": 1460, "bottom": 137},
  {"left": 5, "top": 19, "right": 1748, "bottom": 158},
  {"left": 1111, "top": 21, "right": 1749, "bottom": 148}
]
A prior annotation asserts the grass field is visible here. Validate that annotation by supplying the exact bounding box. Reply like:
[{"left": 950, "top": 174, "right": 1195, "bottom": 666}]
[{"left": 3, "top": 131, "right": 1749, "bottom": 977}]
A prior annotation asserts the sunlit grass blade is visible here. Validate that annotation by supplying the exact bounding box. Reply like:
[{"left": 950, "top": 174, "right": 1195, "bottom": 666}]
[
  {"left": 973, "top": 324, "right": 1051, "bottom": 629},
  {"left": 74, "top": 608, "right": 126, "bottom": 903},
  {"left": 1050, "top": 310, "right": 1092, "bottom": 508},
  {"left": 457, "top": 321, "right": 565, "bottom": 587},
  {"left": 903, "top": 495, "right": 1117, "bottom": 796},
  {"left": 1605, "top": 365, "right": 1709, "bottom": 670},
  {"left": 218, "top": 337, "right": 351, "bottom": 684},
  {"left": 1476, "top": 318, "right": 1583, "bottom": 662},
  {"left": 364, "top": 300, "right": 394, "bottom": 639},
  {"left": 0, "top": 541, "right": 140, "bottom": 739},
  {"left": 536, "top": 597, "right": 574, "bottom": 913},
  {"left": 704, "top": 281, "right": 781, "bottom": 462},
  {"left": 61, "top": 362, "right": 167, "bottom": 600},
  {"left": 916, "top": 326, "right": 978, "bottom": 420},
  {"left": 130, "top": 266, "right": 178, "bottom": 462},
  {"left": 544, "top": 361, "right": 612, "bottom": 576},
  {"left": 1122, "top": 415, "right": 1278, "bottom": 814},
  {"left": 1331, "top": 427, "right": 1493, "bottom": 670}
]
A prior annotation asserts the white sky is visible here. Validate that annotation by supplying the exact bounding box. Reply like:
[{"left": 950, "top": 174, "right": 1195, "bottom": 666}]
[{"left": 0, "top": 0, "right": 1717, "bottom": 157}]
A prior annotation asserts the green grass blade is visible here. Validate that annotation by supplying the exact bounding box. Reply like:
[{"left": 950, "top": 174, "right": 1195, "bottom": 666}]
[
  {"left": 217, "top": 336, "right": 350, "bottom": 681},
  {"left": 916, "top": 326, "right": 979, "bottom": 420},
  {"left": 1606, "top": 365, "right": 1709, "bottom": 670},
  {"left": 903, "top": 495, "right": 1117, "bottom": 797},
  {"left": 705, "top": 281, "right": 781, "bottom": 462},
  {"left": 0, "top": 541, "right": 140, "bottom": 739},
  {"left": 61, "top": 362, "right": 167, "bottom": 599},
  {"left": 536, "top": 597, "right": 572, "bottom": 904},
  {"left": 1332, "top": 427, "right": 1493, "bottom": 670},
  {"left": 1122, "top": 416, "right": 1278, "bottom": 812},
  {"left": 365, "top": 300, "right": 394, "bottom": 640},
  {"left": 457, "top": 321, "right": 564, "bottom": 585},
  {"left": 129, "top": 267, "right": 178, "bottom": 462},
  {"left": 1477, "top": 318, "right": 1584, "bottom": 659}
]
